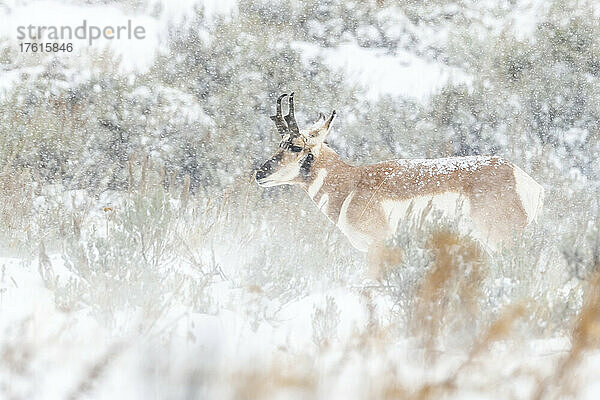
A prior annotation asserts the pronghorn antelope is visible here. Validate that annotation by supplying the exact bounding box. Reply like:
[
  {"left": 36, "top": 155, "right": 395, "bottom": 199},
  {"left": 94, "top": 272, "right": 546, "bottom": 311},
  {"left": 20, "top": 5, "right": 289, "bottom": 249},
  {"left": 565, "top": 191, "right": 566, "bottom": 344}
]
[{"left": 256, "top": 93, "right": 544, "bottom": 272}]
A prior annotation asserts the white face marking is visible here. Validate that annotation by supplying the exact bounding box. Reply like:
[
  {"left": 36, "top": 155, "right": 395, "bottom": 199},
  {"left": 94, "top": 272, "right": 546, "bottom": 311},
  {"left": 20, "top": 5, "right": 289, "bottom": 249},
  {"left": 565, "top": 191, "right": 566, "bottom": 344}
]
[
  {"left": 512, "top": 166, "right": 544, "bottom": 224},
  {"left": 308, "top": 169, "right": 327, "bottom": 199},
  {"left": 257, "top": 161, "right": 300, "bottom": 187},
  {"left": 381, "top": 192, "right": 472, "bottom": 235},
  {"left": 336, "top": 191, "right": 372, "bottom": 252}
]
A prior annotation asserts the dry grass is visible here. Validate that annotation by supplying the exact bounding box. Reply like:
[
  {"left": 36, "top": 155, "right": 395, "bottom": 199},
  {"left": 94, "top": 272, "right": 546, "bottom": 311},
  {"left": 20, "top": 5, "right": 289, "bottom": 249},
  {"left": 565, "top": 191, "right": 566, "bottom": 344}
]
[
  {"left": 413, "top": 229, "right": 485, "bottom": 356},
  {"left": 532, "top": 264, "right": 600, "bottom": 400},
  {"left": 67, "top": 343, "right": 124, "bottom": 400},
  {"left": 231, "top": 360, "right": 317, "bottom": 400}
]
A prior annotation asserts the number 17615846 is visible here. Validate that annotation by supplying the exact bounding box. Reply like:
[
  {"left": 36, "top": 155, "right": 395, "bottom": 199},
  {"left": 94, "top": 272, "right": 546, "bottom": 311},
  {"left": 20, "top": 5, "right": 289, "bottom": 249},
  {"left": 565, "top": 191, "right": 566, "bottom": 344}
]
[{"left": 20, "top": 42, "right": 73, "bottom": 52}]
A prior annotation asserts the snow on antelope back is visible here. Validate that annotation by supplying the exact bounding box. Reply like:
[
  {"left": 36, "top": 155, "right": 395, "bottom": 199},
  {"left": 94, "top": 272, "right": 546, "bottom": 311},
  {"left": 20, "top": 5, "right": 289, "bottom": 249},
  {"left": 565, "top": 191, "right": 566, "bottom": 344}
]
[{"left": 256, "top": 93, "right": 544, "bottom": 257}]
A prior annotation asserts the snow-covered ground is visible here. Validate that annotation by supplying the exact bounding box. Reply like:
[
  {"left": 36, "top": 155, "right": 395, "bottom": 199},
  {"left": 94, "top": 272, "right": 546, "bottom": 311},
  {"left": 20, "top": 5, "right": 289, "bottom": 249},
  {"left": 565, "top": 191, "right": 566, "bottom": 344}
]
[
  {"left": 2, "top": 243, "right": 600, "bottom": 399},
  {"left": 0, "top": 178, "right": 597, "bottom": 399},
  {"left": 294, "top": 41, "right": 471, "bottom": 102}
]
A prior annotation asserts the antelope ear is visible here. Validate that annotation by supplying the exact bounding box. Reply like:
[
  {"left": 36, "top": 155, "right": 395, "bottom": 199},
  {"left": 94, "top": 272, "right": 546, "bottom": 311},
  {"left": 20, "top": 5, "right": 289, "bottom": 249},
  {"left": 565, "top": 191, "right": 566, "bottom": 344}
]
[
  {"left": 307, "top": 110, "right": 336, "bottom": 145},
  {"left": 305, "top": 112, "right": 326, "bottom": 132},
  {"left": 314, "top": 112, "right": 326, "bottom": 126}
]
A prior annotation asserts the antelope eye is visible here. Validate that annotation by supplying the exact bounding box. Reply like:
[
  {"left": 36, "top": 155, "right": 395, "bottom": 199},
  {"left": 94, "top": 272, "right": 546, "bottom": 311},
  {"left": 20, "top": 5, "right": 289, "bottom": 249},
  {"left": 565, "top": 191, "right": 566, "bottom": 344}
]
[{"left": 289, "top": 145, "right": 303, "bottom": 153}]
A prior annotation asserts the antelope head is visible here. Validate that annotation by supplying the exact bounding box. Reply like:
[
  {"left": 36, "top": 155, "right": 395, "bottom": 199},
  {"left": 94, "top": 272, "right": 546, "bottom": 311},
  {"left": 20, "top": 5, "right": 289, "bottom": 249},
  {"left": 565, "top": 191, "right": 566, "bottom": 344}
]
[{"left": 255, "top": 93, "right": 336, "bottom": 187}]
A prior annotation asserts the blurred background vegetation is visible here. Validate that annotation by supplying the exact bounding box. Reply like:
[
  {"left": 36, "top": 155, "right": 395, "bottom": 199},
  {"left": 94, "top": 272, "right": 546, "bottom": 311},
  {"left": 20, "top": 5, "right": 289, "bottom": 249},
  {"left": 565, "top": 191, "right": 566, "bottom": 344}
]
[{"left": 1, "top": 0, "right": 598, "bottom": 270}]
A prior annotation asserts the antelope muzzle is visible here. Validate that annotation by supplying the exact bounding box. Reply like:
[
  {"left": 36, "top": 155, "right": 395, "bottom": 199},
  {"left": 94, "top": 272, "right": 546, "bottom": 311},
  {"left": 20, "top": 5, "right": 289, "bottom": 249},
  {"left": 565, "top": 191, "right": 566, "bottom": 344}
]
[{"left": 255, "top": 152, "right": 283, "bottom": 184}]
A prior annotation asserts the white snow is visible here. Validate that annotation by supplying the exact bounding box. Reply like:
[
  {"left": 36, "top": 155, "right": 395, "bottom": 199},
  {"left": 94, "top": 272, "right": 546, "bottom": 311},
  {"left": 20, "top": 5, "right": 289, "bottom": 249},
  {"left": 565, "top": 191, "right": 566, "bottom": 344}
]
[
  {"left": 395, "top": 155, "right": 505, "bottom": 174},
  {"left": 294, "top": 41, "right": 471, "bottom": 102}
]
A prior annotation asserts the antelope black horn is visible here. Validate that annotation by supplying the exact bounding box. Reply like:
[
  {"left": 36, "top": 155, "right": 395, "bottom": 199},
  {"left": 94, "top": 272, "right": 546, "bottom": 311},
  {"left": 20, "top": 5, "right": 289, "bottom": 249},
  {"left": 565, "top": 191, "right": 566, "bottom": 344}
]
[
  {"left": 270, "top": 93, "right": 288, "bottom": 137},
  {"left": 284, "top": 92, "right": 300, "bottom": 137}
]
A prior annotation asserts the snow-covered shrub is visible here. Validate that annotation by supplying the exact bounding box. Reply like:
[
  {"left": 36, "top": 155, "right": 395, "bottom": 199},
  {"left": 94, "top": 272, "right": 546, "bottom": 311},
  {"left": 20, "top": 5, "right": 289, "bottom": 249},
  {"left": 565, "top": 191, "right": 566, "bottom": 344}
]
[
  {"left": 441, "top": 1, "right": 600, "bottom": 181},
  {"left": 339, "top": 96, "right": 427, "bottom": 162},
  {"left": 51, "top": 162, "right": 215, "bottom": 327},
  {"left": 312, "top": 295, "right": 340, "bottom": 349},
  {"left": 380, "top": 193, "right": 587, "bottom": 349},
  {"left": 223, "top": 187, "right": 362, "bottom": 304},
  {"left": 379, "top": 207, "right": 491, "bottom": 347},
  {"left": 0, "top": 57, "right": 217, "bottom": 192},
  {"left": 0, "top": 167, "right": 35, "bottom": 256}
]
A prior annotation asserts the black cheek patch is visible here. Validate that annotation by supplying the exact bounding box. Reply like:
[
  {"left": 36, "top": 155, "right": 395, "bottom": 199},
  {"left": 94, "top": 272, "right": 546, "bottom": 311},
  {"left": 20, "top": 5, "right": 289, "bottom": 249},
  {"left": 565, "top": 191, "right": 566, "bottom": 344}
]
[
  {"left": 300, "top": 153, "right": 314, "bottom": 177},
  {"left": 257, "top": 152, "right": 283, "bottom": 179}
]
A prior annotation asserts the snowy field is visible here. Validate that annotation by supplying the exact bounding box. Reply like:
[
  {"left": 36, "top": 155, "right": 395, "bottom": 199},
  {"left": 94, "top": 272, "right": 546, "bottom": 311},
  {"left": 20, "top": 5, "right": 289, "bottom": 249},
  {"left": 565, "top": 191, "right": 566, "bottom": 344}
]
[{"left": 1, "top": 0, "right": 600, "bottom": 399}]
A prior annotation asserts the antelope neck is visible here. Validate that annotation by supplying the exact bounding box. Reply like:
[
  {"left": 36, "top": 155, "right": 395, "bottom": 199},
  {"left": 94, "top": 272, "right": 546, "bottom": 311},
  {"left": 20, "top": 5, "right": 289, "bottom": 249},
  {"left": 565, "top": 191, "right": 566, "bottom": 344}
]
[{"left": 301, "top": 145, "right": 358, "bottom": 224}]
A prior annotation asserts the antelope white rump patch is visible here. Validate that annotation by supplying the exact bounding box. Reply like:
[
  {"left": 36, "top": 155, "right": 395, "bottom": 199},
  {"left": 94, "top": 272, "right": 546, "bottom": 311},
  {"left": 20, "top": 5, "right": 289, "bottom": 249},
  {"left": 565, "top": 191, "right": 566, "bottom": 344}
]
[{"left": 513, "top": 166, "right": 544, "bottom": 223}]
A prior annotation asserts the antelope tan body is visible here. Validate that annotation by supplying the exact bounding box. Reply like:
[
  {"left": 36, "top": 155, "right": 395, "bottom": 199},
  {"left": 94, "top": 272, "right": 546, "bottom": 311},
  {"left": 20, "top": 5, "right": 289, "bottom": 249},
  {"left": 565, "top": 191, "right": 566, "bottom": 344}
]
[
  {"left": 256, "top": 93, "right": 544, "bottom": 259},
  {"left": 300, "top": 145, "right": 543, "bottom": 251}
]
